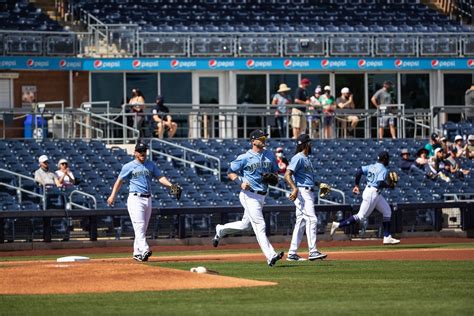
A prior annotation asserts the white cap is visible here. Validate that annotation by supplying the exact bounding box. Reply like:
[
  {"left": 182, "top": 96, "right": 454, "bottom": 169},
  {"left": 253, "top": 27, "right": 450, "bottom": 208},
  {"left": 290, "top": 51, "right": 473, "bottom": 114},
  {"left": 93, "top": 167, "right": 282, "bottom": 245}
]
[
  {"left": 315, "top": 86, "right": 322, "bottom": 93},
  {"left": 324, "top": 85, "right": 331, "bottom": 91},
  {"left": 468, "top": 134, "right": 474, "bottom": 141},
  {"left": 454, "top": 135, "right": 463, "bottom": 141},
  {"left": 341, "top": 87, "right": 350, "bottom": 94},
  {"left": 38, "top": 155, "right": 49, "bottom": 163},
  {"left": 434, "top": 147, "right": 443, "bottom": 154},
  {"left": 58, "top": 158, "right": 68, "bottom": 168}
]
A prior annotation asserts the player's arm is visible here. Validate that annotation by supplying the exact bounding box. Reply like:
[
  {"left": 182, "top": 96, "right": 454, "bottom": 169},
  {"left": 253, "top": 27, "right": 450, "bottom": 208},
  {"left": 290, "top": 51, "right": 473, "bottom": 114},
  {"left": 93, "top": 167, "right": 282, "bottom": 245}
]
[
  {"left": 107, "top": 177, "right": 123, "bottom": 206},
  {"left": 228, "top": 156, "right": 249, "bottom": 191},
  {"left": 158, "top": 175, "right": 173, "bottom": 188},
  {"left": 284, "top": 169, "right": 298, "bottom": 201},
  {"left": 353, "top": 166, "right": 364, "bottom": 194}
]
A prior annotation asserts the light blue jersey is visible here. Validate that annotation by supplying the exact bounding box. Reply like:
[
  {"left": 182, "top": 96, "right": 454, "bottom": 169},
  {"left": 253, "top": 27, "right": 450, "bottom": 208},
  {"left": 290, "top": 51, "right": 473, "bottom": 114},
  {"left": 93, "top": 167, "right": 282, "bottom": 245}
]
[
  {"left": 288, "top": 153, "right": 315, "bottom": 187},
  {"left": 229, "top": 149, "right": 278, "bottom": 192},
  {"left": 362, "top": 162, "right": 388, "bottom": 188},
  {"left": 119, "top": 159, "right": 161, "bottom": 194}
]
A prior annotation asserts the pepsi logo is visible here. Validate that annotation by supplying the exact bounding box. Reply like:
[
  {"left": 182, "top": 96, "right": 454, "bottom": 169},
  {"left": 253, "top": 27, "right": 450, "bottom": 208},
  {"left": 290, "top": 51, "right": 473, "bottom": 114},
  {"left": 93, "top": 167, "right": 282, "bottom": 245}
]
[
  {"left": 283, "top": 59, "right": 292, "bottom": 68},
  {"left": 321, "top": 59, "right": 329, "bottom": 68},
  {"left": 132, "top": 60, "right": 141, "bottom": 69},
  {"left": 468, "top": 59, "right": 474, "bottom": 68},
  {"left": 170, "top": 59, "right": 179, "bottom": 68},
  {"left": 395, "top": 59, "right": 403, "bottom": 67},
  {"left": 208, "top": 59, "right": 217, "bottom": 68},
  {"left": 93, "top": 60, "right": 103, "bottom": 69},
  {"left": 358, "top": 59, "right": 366, "bottom": 68},
  {"left": 431, "top": 60, "right": 439, "bottom": 68},
  {"left": 246, "top": 59, "right": 255, "bottom": 68},
  {"left": 59, "top": 59, "right": 67, "bottom": 68},
  {"left": 26, "top": 59, "right": 34, "bottom": 67}
]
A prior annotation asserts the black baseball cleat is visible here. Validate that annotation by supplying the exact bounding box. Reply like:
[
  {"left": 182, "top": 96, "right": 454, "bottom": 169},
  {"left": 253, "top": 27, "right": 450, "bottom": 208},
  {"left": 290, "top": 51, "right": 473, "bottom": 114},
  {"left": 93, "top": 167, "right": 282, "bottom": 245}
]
[
  {"left": 268, "top": 251, "right": 284, "bottom": 267},
  {"left": 133, "top": 254, "right": 144, "bottom": 262},
  {"left": 142, "top": 250, "right": 153, "bottom": 262}
]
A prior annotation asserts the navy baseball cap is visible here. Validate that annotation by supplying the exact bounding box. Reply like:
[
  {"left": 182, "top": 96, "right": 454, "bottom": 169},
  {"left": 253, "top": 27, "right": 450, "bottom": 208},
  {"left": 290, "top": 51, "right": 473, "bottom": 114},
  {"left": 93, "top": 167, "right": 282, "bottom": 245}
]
[
  {"left": 296, "top": 134, "right": 310, "bottom": 145},
  {"left": 249, "top": 129, "right": 268, "bottom": 140},
  {"left": 135, "top": 142, "right": 148, "bottom": 152}
]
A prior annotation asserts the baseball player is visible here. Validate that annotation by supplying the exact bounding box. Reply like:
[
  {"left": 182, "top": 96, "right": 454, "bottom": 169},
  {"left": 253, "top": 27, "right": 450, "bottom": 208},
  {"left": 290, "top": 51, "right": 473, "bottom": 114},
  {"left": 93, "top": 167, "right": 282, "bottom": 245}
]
[
  {"left": 330, "top": 151, "right": 400, "bottom": 245},
  {"left": 212, "top": 129, "right": 284, "bottom": 267},
  {"left": 285, "top": 134, "right": 328, "bottom": 261},
  {"left": 107, "top": 142, "right": 181, "bottom": 262}
]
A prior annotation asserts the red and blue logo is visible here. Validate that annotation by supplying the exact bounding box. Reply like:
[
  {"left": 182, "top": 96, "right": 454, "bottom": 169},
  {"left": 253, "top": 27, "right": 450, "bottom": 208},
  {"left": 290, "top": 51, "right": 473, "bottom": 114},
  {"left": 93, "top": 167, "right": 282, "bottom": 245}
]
[
  {"left": 59, "top": 59, "right": 67, "bottom": 68},
  {"left": 395, "top": 59, "right": 403, "bottom": 68},
  {"left": 132, "top": 60, "right": 141, "bottom": 69},
  {"left": 26, "top": 59, "right": 34, "bottom": 67},
  {"left": 246, "top": 59, "right": 255, "bottom": 68},
  {"left": 321, "top": 59, "right": 329, "bottom": 68},
  {"left": 93, "top": 60, "right": 103, "bottom": 69},
  {"left": 170, "top": 59, "right": 179, "bottom": 68},
  {"left": 468, "top": 59, "right": 474, "bottom": 68},
  {"left": 357, "top": 59, "right": 366, "bottom": 68},
  {"left": 283, "top": 59, "right": 292, "bottom": 68},
  {"left": 431, "top": 60, "right": 439, "bottom": 68},
  {"left": 208, "top": 59, "right": 217, "bottom": 68}
]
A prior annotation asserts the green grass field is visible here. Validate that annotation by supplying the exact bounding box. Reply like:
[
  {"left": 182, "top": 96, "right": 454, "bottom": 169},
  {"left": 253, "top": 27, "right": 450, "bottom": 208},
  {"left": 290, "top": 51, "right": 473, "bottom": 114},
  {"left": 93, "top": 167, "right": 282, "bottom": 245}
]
[{"left": 1, "top": 245, "right": 474, "bottom": 316}]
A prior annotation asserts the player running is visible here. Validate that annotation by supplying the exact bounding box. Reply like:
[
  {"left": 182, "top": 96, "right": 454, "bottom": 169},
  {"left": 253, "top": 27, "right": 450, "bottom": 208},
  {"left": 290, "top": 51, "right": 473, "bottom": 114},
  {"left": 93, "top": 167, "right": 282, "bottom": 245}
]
[
  {"left": 330, "top": 151, "right": 400, "bottom": 245},
  {"left": 212, "top": 129, "right": 284, "bottom": 267},
  {"left": 285, "top": 134, "right": 328, "bottom": 261},
  {"left": 107, "top": 142, "right": 181, "bottom": 262}
]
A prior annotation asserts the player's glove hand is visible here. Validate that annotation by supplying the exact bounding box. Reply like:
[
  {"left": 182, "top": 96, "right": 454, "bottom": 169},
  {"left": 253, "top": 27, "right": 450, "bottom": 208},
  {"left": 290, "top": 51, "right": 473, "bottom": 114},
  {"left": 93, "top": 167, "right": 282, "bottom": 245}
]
[
  {"left": 169, "top": 184, "right": 182, "bottom": 201},
  {"left": 387, "top": 171, "right": 398, "bottom": 189},
  {"left": 262, "top": 173, "right": 279, "bottom": 186},
  {"left": 319, "top": 183, "right": 331, "bottom": 198}
]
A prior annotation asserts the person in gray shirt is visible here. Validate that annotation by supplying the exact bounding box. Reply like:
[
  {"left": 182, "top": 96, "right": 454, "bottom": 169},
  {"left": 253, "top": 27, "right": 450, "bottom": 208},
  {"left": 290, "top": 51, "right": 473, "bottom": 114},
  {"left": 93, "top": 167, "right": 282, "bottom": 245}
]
[
  {"left": 34, "top": 155, "right": 61, "bottom": 187},
  {"left": 465, "top": 83, "right": 474, "bottom": 122},
  {"left": 371, "top": 80, "right": 396, "bottom": 139}
]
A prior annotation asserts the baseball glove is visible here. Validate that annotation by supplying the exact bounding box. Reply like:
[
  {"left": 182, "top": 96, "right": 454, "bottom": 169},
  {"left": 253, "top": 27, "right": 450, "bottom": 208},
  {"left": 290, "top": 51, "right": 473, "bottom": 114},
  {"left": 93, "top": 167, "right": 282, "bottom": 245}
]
[
  {"left": 262, "top": 173, "right": 279, "bottom": 186},
  {"left": 387, "top": 171, "right": 398, "bottom": 189},
  {"left": 319, "top": 183, "right": 331, "bottom": 198},
  {"left": 169, "top": 184, "right": 182, "bottom": 201}
]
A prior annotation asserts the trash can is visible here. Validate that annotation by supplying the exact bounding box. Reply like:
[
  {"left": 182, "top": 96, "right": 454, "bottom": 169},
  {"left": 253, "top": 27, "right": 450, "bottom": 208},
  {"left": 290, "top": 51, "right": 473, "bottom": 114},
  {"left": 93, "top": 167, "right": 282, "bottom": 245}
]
[{"left": 24, "top": 114, "right": 48, "bottom": 139}]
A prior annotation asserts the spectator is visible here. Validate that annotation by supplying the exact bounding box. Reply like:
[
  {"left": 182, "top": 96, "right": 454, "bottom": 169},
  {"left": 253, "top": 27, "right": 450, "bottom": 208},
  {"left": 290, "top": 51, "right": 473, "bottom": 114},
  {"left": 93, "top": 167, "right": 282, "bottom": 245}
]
[
  {"left": 55, "top": 158, "right": 75, "bottom": 189},
  {"left": 152, "top": 95, "right": 177, "bottom": 138},
  {"left": 319, "top": 86, "right": 336, "bottom": 139},
  {"left": 292, "top": 78, "right": 311, "bottom": 139},
  {"left": 34, "top": 155, "right": 61, "bottom": 187},
  {"left": 424, "top": 132, "right": 441, "bottom": 157},
  {"left": 272, "top": 83, "right": 292, "bottom": 138},
  {"left": 452, "top": 135, "right": 466, "bottom": 158},
  {"left": 399, "top": 148, "right": 424, "bottom": 175},
  {"left": 336, "top": 87, "right": 359, "bottom": 138},
  {"left": 128, "top": 88, "right": 146, "bottom": 136},
  {"left": 465, "top": 134, "right": 474, "bottom": 159},
  {"left": 444, "top": 151, "right": 470, "bottom": 178},
  {"left": 439, "top": 136, "right": 450, "bottom": 153},
  {"left": 427, "top": 148, "right": 451, "bottom": 182},
  {"left": 415, "top": 148, "right": 430, "bottom": 171},
  {"left": 275, "top": 147, "right": 289, "bottom": 175},
  {"left": 371, "top": 80, "right": 396, "bottom": 139},
  {"left": 465, "top": 83, "right": 474, "bottom": 122},
  {"left": 308, "top": 86, "right": 322, "bottom": 139}
]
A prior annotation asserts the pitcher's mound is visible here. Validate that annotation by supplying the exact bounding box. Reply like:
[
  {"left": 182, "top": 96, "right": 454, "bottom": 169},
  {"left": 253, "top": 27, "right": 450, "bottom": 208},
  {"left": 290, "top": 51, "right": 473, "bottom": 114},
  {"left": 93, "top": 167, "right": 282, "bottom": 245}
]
[{"left": 0, "top": 260, "right": 276, "bottom": 295}]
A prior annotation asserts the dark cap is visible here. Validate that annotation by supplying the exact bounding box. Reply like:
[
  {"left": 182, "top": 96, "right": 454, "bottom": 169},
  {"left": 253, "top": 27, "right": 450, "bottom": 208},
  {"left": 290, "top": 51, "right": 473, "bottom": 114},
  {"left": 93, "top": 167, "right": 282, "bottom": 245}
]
[
  {"left": 377, "top": 151, "right": 390, "bottom": 165},
  {"left": 400, "top": 148, "right": 410, "bottom": 156},
  {"left": 383, "top": 80, "right": 393, "bottom": 86},
  {"left": 156, "top": 95, "right": 163, "bottom": 102},
  {"left": 296, "top": 134, "right": 310, "bottom": 145},
  {"left": 135, "top": 142, "right": 148, "bottom": 152},
  {"left": 431, "top": 132, "right": 438, "bottom": 141},
  {"left": 249, "top": 129, "right": 268, "bottom": 140}
]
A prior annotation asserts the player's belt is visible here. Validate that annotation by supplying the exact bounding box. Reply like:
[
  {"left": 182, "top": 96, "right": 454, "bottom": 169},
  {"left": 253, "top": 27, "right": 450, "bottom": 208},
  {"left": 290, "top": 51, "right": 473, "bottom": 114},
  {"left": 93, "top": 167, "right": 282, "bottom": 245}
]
[
  {"left": 367, "top": 186, "right": 380, "bottom": 193},
  {"left": 248, "top": 189, "right": 267, "bottom": 195},
  {"left": 131, "top": 193, "right": 151, "bottom": 198},
  {"left": 298, "top": 187, "right": 314, "bottom": 192}
]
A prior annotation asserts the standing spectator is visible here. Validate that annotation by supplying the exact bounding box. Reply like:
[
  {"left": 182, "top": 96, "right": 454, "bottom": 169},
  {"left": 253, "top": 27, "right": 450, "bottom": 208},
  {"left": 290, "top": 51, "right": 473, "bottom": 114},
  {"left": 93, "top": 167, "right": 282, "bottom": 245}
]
[
  {"left": 34, "top": 155, "right": 61, "bottom": 187},
  {"left": 152, "top": 95, "right": 178, "bottom": 139},
  {"left": 275, "top": 147, "right": 289, "bottom": 175},
  {"left": 292, "top": 78, "right": 311, "bottom": 139},
  {"left": 452, "top": 135, "right": 466, "bottom": 158},
  {"left": 309, "top": 86, "right": 322, "bottom": 139},
  {"left": 465, "top": 135, "right": 474, "bottom": 159},
  {"left": 272, "top": 83, "right": 292, "bottom": 138},
  {"left": 336, "top": 87, "right": 359, "bottom": 138},
  {"left": 424, "top": 133, "right": 441, "bottom": 157},
  {"left": 465, "top": 83, "right": 474, "bottom": 122},
  {"left": 319, "top": 86, "right": 336, "bottom": 139},
  {"left": 371, "top": 80, "right": 396, "bottom": 139},
  {"left": 55, "top": 158, "right": 75, "bottom": 189},
  {"left": 128, "top": 88, "right": 146, "bottom": 137}
]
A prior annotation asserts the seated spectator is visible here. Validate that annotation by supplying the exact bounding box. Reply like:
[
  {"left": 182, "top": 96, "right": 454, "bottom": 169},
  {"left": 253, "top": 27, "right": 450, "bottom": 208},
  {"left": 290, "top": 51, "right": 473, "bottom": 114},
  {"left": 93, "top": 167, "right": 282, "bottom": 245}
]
[
  {"left": 452, "top": 135, "right": 466, "bottom": 158},
  {"left": 399, "top": 148, "right": 425, "bottom": 175},
  {"left": 308, "top": 86, "right": 322, "bottom": 139},
  {"left": 416, "top": 148, "right": 430, "bottom": 168},
  {"left": 427, "top": 148, "right": 451, "bottom": 182},
  {"left": 319, "top": 85, "right": 336, "bottom": 139},
  {"left": 336, "top": 87, "right": 359, "bottom": 137},
  {"left": 465, "top": 135, "right": 474, "bottom": 159},
  {"left": 272, "top": 83, "right": 292, "bottom": 138},
  {"left": 152, "top": 95, "right": 177, "bottom": 138},
  {"left": 424, "top": 133, "right": 441, "bottom": 157},
  {"left": 55, "top": 158, "right": 75, "bottom": 189},
  {"left": 444, "top": 152, "right": 470, "bottom": 179},
  {"left": 275, "top": 147, "right": 289, "bottom": 175},
  {"left": 34, "top": 155, "right": 61, "bottom": 188},
  {"left": 439, "top": 136, "right": 450, "bottom": 153}
]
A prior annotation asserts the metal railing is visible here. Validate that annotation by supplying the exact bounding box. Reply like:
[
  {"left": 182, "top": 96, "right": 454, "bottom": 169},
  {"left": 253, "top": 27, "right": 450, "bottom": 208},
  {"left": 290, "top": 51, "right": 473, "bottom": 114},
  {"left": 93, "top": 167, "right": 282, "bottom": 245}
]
[
  {"left": 149, "top": 138, "right": 221, "bottom": 180},
  {"left": 318, "top": 187, "right": 346, "bottom": 205},
  {"left": 0, "top": 169, "right": 46, "bottom": 210},
  {"left": 68, "top": 189, "right": 97, "bottom": 210}
]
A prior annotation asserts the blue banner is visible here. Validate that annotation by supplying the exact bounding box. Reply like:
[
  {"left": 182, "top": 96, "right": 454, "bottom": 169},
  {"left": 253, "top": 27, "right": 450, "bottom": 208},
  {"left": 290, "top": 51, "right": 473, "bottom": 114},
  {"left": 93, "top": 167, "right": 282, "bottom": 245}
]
[{"left": 0, "top": 56, "right": 473, "bottom": 71}]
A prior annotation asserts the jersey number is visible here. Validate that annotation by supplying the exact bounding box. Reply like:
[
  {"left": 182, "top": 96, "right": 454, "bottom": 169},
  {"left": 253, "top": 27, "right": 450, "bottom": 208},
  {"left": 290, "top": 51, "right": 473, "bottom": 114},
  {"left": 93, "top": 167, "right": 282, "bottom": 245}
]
[{"left": 367, "top": 171, "right": 375, "bottom": 182}]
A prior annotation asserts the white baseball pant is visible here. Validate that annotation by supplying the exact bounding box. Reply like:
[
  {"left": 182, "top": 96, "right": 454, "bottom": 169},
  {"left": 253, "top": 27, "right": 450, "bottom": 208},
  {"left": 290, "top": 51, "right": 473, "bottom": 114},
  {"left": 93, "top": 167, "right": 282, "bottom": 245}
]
[
  {"left": 354, "top": 186, "right": 391, "bottom": 221},
  {"left": 127, "top": 194, "right": 152, "bottom": 256},
  {"left": 289, "top": 188, "right": 318, "bottom": 255},
  {"left": 218, "top": 190, "right": 278, "bottom": 263}
]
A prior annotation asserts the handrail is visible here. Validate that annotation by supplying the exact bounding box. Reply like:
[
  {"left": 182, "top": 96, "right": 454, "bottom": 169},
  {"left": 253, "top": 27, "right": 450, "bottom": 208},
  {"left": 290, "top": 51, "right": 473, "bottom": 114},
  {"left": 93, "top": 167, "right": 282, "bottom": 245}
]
[
  {"left": 68, "top": 190, "right": 97, "bottom": 210},
  {"left": 443, "top": 193, "right": 474, "bottom": 202},
  {"left": 77, "top": 108, "right": 139, "bottom": 141},
  {"left": 149, "top": 138, "right": 221, "bottom": 180},
  {"left": 0, "top": 168, "right": 46, "bottom": 210},
  {"left": 318, "top": 187, "right": 346, "bottom": 205}
]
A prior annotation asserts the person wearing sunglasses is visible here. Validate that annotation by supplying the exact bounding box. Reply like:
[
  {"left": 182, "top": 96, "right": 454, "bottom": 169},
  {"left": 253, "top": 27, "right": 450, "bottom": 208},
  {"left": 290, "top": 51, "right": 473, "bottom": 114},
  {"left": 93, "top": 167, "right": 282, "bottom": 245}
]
[
  {"left": 55, "top": 158, "right": 75, "bottom": 189},
  {"left": 212, "top": 129, "right": 284, "bottom": 267},
  {"left": 34, "top": 155, "right": 61, "bottom": 188}
]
